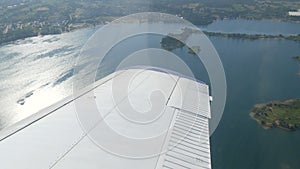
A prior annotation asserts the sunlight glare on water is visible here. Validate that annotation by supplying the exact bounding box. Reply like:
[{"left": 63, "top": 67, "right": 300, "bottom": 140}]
[{"left": 0, "top": 28, "right": 96, "bottom": 129}]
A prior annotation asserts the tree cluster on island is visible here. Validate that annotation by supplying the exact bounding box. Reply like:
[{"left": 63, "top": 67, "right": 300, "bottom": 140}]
[
  {"left": 203, "top": 31, "right": 300, "bottom": 42},
  {"left": 250, "top": 99, "right": 300, "bottom": 131}
]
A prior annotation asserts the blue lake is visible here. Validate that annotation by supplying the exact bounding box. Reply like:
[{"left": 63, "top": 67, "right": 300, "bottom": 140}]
[{"left": 200, "top": 19, "right": 300, "bottom": 35}]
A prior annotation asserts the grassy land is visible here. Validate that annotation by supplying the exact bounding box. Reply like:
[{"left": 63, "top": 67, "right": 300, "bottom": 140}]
[
  {"left": 293, "top": 55, "right": 300, "bottom": 61},
  {"left": 204, "top": 31, "right": 300, "bottom": 42},
  {"left": 250, "top": 99, "right": 300, "bottom": 131}
]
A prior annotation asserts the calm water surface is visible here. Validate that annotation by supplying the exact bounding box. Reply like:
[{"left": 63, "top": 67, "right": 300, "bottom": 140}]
[{"left": 200, "top": 19, "right": 300, "bottom": 35}]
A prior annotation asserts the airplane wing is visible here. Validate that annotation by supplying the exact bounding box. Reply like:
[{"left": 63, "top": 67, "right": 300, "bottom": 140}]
[{"left": 0, "top": 68, "right": 212, "bottom": 169}]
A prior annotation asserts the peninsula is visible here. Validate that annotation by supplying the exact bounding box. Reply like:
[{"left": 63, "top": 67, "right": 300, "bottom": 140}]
[
  {"left": 203, "top": 31, "right": 300, "bottom": 42},
  {"left": 160, "top": 28, "right": 201, "bottom": 55},
  {"left": 160, "top": 30, "right": 300, "bottom": 55},
  {"left": 250, "top": 99, "right": 300, "bottom": 131}
]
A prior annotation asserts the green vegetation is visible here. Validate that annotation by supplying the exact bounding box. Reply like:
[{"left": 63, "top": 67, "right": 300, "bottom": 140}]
[
  {"left": 250, "top": 99, "right": 300, "bottom": 131},
  {"left": 188, "top": 46, "right": 201, "bottom": 55},
  {"left": 1, "top": 0, "right": 300, "bottom": 45},
  {"left": 204, "top": 31, "right": 300, "bottom": 42},
  {"left": 293, "top": 55, "right": 300, "bottom": 61},
  {"left": 160, "top": 36, "right": 201, "bottom": 55},
  {"left": 292, "top": 55, "right": 300, "bottom": 76},
  {"left": 204, "top": 31, "right": 284, "bottom": 40},
  {"left": 287, "top": 34, "right": 300, "bottom": 42},
  {"left": 160, "top": 30, "right": 300, "bottom": 55},
  {"left": 161, "top": 36, "right": 185, "bottom": 51},
  {"left": 160, "top": 28, "right": 201, "bottom": 55}
]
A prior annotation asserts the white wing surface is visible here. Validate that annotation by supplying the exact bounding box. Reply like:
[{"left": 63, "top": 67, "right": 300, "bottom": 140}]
[{"left": 0, "top": 68, "right": 212, "bottom": 169}]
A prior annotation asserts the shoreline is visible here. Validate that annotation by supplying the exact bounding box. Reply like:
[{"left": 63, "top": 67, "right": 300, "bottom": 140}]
[
  {"left": 0, "top": 24, "right": 102, "bottom": 47},
  {"left": 203, "top": 31, "right": 300, "bottom": 42},
  {"left": 293, "top": 56, "right": 300, "bottom": 61},
  {"left": 249, "top": 112, "right": 270, "bottom": 130},
  {"left": 250, "top": 99, "right": 300, "bottom": 131},
  {"left": 2, "top": 18, "right": 300, "bottom": 46}
]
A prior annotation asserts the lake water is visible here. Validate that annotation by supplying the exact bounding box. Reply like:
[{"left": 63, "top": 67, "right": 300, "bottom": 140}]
[
  {"left": 0, "top": 20, "right": 300, "bottom": 169},
  {"left": 200, "top": 19, "right": 300, "bottom": 35},
  {"left": 0, "top": 28, "right": 96, "bottom": 128},
  {"left": 210, "top": 37, "right": 300, "bottom": 169}
]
